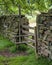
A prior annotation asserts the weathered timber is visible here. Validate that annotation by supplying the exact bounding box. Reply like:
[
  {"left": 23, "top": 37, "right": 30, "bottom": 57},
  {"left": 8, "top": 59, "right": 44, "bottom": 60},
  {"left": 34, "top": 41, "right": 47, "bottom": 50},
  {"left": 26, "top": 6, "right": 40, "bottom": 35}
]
[
  {"left": 24, "top": 37, "right": 35, "bottom": 43},
  {"left": 22, "top": 24, "right": 35, "bottom": 29},
  {"left": 22, "top": 30, "right": 34, "bottom": 36}
]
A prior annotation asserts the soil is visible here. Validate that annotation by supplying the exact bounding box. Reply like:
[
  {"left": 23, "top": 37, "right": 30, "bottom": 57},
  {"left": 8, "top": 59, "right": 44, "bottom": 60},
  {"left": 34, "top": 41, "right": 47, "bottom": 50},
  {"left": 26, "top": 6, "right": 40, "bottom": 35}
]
[{"left": 0, "top": 48, "right": 28, "bottom": 57}]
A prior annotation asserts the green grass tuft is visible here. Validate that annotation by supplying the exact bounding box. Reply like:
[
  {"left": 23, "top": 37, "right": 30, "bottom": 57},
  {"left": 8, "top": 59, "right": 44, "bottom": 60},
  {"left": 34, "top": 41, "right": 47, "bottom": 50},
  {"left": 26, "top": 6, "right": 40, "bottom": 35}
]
[
  {"left": 9, "top": 45, "right": 17, "bottom": 53},
  {"left": 0, "top": 35, "right": 14, "bottom": 50},
  {"left": 17, "top": 44, "right": 28, "bottom": 51}
]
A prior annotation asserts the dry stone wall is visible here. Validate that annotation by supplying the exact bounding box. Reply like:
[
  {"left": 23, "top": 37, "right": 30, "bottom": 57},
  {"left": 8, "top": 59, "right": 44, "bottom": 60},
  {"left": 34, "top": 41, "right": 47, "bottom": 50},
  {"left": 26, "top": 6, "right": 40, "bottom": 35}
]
[
  {"left": 0, "top": 15, "right": 29, "bottom": 43},
  {"left": 36, "top": 9, "right": 52, "bottom": 59}
]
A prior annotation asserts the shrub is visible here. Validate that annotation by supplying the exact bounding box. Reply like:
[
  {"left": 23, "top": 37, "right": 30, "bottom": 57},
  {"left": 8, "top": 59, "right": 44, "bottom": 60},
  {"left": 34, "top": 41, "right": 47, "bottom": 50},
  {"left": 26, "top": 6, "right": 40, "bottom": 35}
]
[
  {"left": 17, "top": 44, "right": 28, "bottom": 52},
  {"left": 9, "top": 45, "right": 17, "bottom": 53}
]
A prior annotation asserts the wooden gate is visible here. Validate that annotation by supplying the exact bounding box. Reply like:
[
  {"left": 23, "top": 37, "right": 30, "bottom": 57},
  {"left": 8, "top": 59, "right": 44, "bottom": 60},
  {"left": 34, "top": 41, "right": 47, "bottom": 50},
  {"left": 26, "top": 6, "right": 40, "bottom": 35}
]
[
  {"left": 21, "top": 22, "right": 36, "bottom": 48},
  {"left": 15, "top": 5, "right": 36, "bottom": 49},
  {"left": 15, "top": 18, "right": 36, "bottom": 49}
]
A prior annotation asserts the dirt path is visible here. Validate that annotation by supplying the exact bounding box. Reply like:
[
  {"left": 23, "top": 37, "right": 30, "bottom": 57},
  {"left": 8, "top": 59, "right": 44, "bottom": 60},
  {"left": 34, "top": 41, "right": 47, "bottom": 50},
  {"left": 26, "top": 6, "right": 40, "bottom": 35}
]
[{"left": 29, "top": 22, "right": 36, "bottom": 33}]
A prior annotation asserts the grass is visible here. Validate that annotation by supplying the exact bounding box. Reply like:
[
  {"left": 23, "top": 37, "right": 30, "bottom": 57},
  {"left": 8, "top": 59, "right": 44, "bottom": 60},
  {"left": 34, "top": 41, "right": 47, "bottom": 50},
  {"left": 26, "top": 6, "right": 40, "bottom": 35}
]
[
  {"left": 0, "top": 47, "right": 52, "bottom": 65},
  {"left": 0, "top": 35, "right": 52, "bottom": 65},
  {"left": 0, "top": 35, "right": 14, "bottom": 50}
]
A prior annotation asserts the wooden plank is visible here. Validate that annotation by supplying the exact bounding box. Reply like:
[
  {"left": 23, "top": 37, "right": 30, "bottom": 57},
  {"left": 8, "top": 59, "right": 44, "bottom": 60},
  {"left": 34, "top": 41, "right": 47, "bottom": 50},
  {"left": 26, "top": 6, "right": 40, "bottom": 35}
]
[
  {"left": 10, "top": 32, "right": 17, "bottom": 35},
  {"left": 15, "top": 41, "right": 31, "bottom": 44},
  {"left": 24, "top": 37, "right": 35, "bottom": 43},
  {"left": 14, "top": 41, "right": 35, "bottom": 49},
  {"left": 22, "top": 25, "right": 35, "bottom": 29},
  {"left": 22, "top": 30, "right": 34, "bottom": 36},
  {"left": 26, "top": 43, "right": 35, "bottom": 49},
  {"left": 15, "top": 34, "right": 35, "bottom": 37}
]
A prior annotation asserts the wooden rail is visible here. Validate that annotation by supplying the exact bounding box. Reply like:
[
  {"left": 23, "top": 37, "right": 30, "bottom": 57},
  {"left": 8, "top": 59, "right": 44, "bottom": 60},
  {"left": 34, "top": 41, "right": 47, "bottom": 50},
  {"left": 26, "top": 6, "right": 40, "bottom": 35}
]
[
  {"left": 15, "top": 34, "right": 35, "bottom": 37},
  {"left": 22, "top": 30, "right": 34, "bottom": 36},
  {"left": 26, "top": 43, "right": 35, "bottom": 49},
  {"left": 15, "top": 41, "right": 31, "bottom": 44},
  {"left": 24, "top": 37, "right": 35, "bottom": 43},
  {"left": 14, "top": 41, "right": 35, "bottom": 49},
  {"left": 13, "top": 23, "right": 36, "bottom": 49},
  {"left": 22, "top": 25, "right": 35, "bottom": 29}
]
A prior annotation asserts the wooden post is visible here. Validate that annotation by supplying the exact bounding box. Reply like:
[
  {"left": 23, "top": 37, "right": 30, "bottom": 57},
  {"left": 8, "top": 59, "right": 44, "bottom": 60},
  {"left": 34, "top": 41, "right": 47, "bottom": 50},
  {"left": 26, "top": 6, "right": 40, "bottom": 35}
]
[
  {"left": 35, "top": 27, "right": 38, "bottom": 53},
  {"left": 32, "top": 27, "right": 35, "bottom": 46},
  {"left": 32, "top": 36, "right": 35, "bottom": 46},
  {"left": 18, "top": 4, "right": 21, "bottom": 42},
  {"left": 19, "top": 4, "right": 21, "bottom": 17}
]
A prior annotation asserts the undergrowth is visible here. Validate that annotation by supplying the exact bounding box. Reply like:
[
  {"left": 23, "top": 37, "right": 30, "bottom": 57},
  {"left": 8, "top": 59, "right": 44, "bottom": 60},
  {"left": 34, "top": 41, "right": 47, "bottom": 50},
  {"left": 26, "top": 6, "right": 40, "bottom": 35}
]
[{"left": 0, "top": 35, "right": 52, "bottom": 65}]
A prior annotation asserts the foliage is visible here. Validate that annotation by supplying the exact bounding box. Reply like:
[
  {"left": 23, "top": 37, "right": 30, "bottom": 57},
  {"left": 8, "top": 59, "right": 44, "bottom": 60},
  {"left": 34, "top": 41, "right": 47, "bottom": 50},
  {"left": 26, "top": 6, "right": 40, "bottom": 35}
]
[
  {"left": 17, "top": 44, "right": 28, "bottom": 51},
  {"left": 9, "top": 45, "right": 17, "bottom": 53},
  {"left": 0, "top": 35, "right": 28, "bottom": 52},
  {"left": 0, "top": 0, "right": 52, "bottom": 15},
  {"left": 0, "top": 35, "right": 14, "bottom": 50}
]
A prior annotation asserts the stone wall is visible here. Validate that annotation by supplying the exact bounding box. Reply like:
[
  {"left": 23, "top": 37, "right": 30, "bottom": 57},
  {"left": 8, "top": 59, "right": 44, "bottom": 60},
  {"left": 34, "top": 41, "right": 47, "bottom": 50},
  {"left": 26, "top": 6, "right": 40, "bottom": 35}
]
[
  {"left": 36, "top": 9, "right": 52, "bottom": 59},
  {"left": 0, "top": 15, "right": 29, "bottom": 43}
]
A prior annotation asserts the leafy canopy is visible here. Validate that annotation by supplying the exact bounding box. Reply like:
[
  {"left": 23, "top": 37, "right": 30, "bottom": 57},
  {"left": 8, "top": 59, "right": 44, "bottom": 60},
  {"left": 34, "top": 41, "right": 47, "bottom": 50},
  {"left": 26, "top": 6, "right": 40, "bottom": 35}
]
[{"left": 0, "top": 0, "right": 52, "bottom": 15}]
